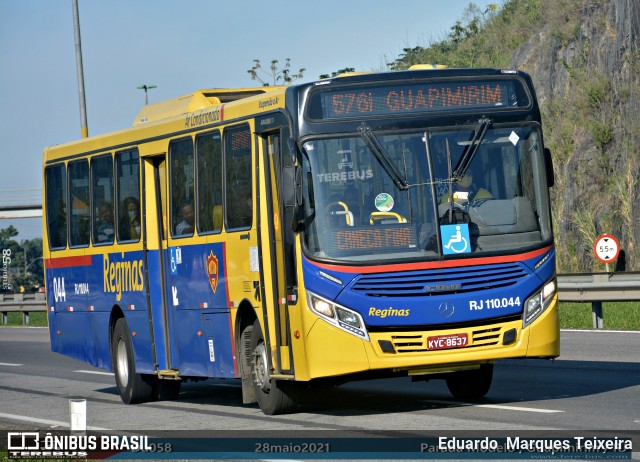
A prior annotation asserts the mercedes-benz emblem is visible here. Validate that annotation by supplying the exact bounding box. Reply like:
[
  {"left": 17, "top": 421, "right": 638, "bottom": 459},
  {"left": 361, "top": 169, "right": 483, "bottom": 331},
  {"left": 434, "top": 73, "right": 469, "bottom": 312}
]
[{"left": 438, "top": 301, "right": 455, "bottom": 318}]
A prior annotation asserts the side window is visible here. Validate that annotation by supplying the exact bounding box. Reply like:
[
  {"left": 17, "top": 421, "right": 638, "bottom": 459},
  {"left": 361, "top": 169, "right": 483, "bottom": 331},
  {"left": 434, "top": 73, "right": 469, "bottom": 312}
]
[
  {"left": 69, "top": 160, "right": 90, "bottom": 247},
  {"left": 196, "top": 131, "right": 222, "bottom": 233},
  {"left": 45, "top": 164, "right": 67, "bottom": 250},
  {"left": 91, "top": 155, "right": 114, "bottom": 245},
  {"left": 170, "top": 138, "right": 195, "bottom": 237},
  {"left": 225, "top": 125, "right": 252, "bottom": 230},
  {"left": 116, "top": 149, "right": 141, "bottom": 243}
]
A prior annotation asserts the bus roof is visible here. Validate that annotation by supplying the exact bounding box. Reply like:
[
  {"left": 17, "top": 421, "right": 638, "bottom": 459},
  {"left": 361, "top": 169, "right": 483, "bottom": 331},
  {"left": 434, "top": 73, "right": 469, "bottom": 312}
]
[
  {"left": 43, "top": 85, "right": 287, "bottom": 162},
  {"left": 132, "top": 87, "right": 282, "bottom": 126}
]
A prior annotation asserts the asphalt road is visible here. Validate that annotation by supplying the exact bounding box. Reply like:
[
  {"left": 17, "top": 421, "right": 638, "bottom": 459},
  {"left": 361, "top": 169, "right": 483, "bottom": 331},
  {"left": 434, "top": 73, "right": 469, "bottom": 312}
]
[{"left": 0, "top": 327, "right": 638, "bottom": 435}]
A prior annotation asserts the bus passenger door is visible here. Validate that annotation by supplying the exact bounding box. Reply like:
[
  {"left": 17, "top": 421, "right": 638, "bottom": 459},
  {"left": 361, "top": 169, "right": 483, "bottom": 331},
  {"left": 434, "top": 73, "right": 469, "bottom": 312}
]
[
  {"left": 257, "top": 122, "right": 297, "bottom": 378},
  {"left": 142, "top": 156, "right": 176, "bottom": 373}
]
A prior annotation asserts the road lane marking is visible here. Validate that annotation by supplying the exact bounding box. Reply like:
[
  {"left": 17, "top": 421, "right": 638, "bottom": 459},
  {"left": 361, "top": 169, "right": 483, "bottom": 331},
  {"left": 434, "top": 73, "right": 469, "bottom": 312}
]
[
  {"left": 0, "top": 362, "right": 23, "bottom": 366},
  {"left": 0, "top": 412, "right": 111, "bottom": 431},
  {"left": 562, "top": 328, "right": 640, "bottom": 334},
  {"left": 425, "top": 399, "right": 563, "bottom": 413},
  {"left": 75, "top": 369, "right": 113, "bottom": 376}
]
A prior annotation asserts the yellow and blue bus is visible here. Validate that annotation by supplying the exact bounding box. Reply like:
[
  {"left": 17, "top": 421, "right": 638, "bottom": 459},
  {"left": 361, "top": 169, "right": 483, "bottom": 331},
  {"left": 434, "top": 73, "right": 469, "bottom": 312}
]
[{"left": 43, "top": 67, "right": 558, "bottom": 415}]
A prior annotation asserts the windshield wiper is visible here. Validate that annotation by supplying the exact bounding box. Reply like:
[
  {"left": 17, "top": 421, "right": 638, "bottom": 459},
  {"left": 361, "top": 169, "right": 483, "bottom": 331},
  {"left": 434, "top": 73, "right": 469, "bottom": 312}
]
[
  {"left": 452, "top": 117, "right": 491, "bottom": 181},
  {"left": 358, "top": 124, "right": 409, "bottom": 190}
]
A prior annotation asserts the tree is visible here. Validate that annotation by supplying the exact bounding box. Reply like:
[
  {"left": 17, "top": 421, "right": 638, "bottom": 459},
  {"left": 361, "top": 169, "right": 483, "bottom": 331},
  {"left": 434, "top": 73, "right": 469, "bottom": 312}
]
[
  {"left": 1, "top": 226, "right": 44, "bottom": 292},
  {"left": 319, "top": 67, "right": 356, "bottom": 79},
  {"left": 247, "top": 59, "right": 306, "bottom": 86}
]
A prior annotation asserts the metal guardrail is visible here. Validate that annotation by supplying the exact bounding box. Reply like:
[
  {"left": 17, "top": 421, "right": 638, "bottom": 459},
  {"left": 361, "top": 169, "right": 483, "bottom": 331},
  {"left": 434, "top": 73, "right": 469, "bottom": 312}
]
[
  {"left": 2, "top": 273, "right": 639, "bottom": 328},
  {"left": 557, "top": 272, "right": 640, "bottom": 329},
  {"left": 0, "top": 292, "right": 46, "bottom": 325}
]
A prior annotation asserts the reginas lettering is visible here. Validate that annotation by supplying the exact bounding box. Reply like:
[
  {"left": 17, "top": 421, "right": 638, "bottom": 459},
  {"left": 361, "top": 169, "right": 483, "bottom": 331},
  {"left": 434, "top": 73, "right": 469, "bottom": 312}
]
[
  {"left": 369, "top": 307, "right": 410, "bottom": 318},
  {"left": 103, "top": 253, "right": 144, "bottom": 301}
]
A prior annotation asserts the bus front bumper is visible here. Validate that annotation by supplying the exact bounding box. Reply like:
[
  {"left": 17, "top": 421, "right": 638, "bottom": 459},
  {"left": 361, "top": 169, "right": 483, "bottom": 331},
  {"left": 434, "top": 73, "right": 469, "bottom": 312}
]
[{"left": 302, "top": 297, "right": 559, "bottom": 380}]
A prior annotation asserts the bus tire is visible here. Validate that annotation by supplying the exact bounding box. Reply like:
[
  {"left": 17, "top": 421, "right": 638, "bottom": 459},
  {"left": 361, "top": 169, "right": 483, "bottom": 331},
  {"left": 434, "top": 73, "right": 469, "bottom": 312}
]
[
  {"left": 111, "top": 318, "right": 155, "bottom": 404},
  {"left": 249, "top": 319, "right": 298, "bottom": 415},
  {"left": 445, "top": 363, "right": 493, "bottom": 401}
]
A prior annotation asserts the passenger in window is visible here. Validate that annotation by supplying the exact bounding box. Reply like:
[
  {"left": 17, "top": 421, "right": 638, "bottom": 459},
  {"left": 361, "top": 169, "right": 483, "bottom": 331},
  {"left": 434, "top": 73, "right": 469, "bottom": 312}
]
[
  {"left": 176, "top": 201, "right": 195, "bottom": 235},
  {"left": 96, "top": 202, "right": 115, "bottom": 243},
  {"left": 120, "top": 197, "right": 141, "bottom": 240}
]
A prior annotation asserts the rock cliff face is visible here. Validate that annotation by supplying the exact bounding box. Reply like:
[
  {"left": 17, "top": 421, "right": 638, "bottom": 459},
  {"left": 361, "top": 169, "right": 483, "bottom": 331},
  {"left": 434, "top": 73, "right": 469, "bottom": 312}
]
[{"left": 511, "top": 0, "right": 640, "bottom": 271}]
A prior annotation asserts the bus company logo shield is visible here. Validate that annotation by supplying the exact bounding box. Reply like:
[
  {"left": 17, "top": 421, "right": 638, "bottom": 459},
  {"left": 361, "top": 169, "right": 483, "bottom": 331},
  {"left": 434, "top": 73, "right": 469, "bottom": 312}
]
[
  {"left": 438, "top": 301, "right": 455, "bottom": 318},
  {"left": 206, "top": 251, "right": 219, "bottom": 293}
]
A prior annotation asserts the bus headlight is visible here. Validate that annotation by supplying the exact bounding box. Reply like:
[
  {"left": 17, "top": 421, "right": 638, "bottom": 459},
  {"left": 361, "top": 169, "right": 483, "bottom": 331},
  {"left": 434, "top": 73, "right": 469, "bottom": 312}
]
[
  {"left": 307, "top": 292, "right": 369, "bottom": 341},
  {"left": 523, "top": 279, "right": 556, "bottom": 328}
]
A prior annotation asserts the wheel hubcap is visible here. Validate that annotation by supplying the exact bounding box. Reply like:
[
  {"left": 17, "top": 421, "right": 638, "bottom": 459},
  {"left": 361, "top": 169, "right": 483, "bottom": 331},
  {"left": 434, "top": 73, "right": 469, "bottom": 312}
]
[
  {"left": 116, "top": 338, "right": 129, "bottom": 386},
  {"left": 252, "top": 340, "right": 271, "bottom": 393}
]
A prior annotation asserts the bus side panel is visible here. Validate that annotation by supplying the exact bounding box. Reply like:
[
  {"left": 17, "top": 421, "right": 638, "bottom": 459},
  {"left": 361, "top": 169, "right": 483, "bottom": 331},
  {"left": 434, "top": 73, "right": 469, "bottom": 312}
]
[
  {"left": 145, "top": 249, "right": 169, "bottom": 371},
  {"left": 203, "top": 313, "right": 235, "bottom": 378},
  {"left": 45, "top": 254, "right": 95, "bottom": 365},
  {"left": 172, "top": 311, "right": 235, "bottom": 378},
  {"left": 122, "top": 310, "right": 156, "bottom": 374},
  {"left": 164, "top": 242, "right": 234, "bottom": 378},
  {"left": 88, "top": 311, "right": 113, "bottom": 371},
  {"left": 54, "top": 312, "right": 97, "bottom": 366}
]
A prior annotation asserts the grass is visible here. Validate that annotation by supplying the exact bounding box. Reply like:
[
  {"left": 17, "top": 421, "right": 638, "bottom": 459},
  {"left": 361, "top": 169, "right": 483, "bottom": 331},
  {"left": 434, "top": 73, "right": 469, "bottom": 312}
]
[
  {"left": 2, "top": 303, "right": 639, "bottom": 330},
  {"left": 559, "top": 301, "right": 640, "bottom": 330},
  {"left": 1, "top": 311, "right": 47, "bottom": 327}
]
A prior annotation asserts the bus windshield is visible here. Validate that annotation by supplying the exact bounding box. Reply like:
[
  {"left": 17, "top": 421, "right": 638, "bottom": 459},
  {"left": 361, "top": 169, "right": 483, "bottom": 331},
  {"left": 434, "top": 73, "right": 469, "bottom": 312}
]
[{"left": 301, "top": 124, "right": 552, "bottom": 262}]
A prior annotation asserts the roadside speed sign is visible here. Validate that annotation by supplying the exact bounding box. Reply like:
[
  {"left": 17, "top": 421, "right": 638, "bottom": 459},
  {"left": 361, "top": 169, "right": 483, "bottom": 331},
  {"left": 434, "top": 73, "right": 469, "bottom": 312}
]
[{"left": 593, "top": 234, "right": 620, "bottom": 264}]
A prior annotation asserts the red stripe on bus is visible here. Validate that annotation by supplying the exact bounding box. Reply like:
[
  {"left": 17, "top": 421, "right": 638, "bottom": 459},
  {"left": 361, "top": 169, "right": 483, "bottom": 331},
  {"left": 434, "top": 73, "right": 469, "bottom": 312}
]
[
  {"left": 311, "top": 245, "right": 553, "bottom": 274},
  {"left": 45, "top": 255, "right": 93, "bottom": 269}
]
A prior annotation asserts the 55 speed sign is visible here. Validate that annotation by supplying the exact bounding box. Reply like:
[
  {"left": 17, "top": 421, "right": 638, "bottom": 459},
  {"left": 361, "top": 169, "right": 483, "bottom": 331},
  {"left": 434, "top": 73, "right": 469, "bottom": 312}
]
[{"left": 593, "top": 234, "right": 620, "bottom": 263}]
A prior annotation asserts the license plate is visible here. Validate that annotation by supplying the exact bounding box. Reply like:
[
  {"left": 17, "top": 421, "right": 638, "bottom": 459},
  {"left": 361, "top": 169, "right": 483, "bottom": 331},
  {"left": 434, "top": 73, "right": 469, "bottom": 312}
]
[{"left": 427, "top": 333, "right": 469, "bottom": 350}]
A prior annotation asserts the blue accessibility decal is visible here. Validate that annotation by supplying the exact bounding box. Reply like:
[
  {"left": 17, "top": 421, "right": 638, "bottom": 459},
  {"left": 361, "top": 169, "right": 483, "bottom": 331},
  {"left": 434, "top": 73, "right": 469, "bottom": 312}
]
[{"left": 441, "top": 223, "right": 471, "bottom": 255}]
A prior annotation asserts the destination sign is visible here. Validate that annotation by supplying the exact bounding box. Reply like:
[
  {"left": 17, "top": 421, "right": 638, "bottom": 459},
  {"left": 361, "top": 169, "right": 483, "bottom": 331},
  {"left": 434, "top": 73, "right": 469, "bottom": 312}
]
[
  {"left": 325, "top": 225, "right": 417, "bottom": 255},
  {"left": 308, "top": 79, "right": 528, "bottom": 120}
]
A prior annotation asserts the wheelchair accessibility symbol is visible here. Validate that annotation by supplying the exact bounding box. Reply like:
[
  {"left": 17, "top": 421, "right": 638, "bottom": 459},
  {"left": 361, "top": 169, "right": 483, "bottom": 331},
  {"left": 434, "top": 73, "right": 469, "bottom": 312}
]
[{"left": 441, "top": 224, "right": 471, "bottom": 255}]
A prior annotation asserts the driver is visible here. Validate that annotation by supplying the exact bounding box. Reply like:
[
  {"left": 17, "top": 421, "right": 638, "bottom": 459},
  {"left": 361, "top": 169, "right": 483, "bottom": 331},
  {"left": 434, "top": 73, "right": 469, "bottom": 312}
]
[{"left": 442, "top": 172, "right": 492, "bottom": 204}]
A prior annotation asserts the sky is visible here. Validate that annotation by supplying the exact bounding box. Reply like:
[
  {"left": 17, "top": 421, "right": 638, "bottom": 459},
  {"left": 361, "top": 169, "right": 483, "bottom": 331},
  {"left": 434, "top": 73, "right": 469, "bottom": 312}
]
[{"left": 0, "top": 0, "right": 494, "bottom": 240}]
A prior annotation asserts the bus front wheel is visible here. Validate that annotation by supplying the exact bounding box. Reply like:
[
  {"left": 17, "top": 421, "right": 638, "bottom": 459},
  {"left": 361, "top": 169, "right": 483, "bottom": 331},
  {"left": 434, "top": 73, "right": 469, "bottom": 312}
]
[
  {"left": 445, "top": 363, "right": 493, "bottom": 401},
  {"left": 249, "top": 319, "right": 298, "bottom": 415},
  {"left": 111, "top": 318, "right": 155, "bottom": 404}
]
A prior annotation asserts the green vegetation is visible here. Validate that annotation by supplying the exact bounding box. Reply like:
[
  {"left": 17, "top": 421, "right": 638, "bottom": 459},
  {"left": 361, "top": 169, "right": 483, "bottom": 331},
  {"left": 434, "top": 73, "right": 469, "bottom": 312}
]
[
  {"left": 559, "top": 302, "right": 640, "bottom": 330},
  {"left": 389, "top": 0, "right": 640, "bottom": 274},
  {"left": 1, "top": 225, "right": 44, "bottom": 292},
  {"left": 2, "top": 310, "right": 47, "bottom": 327}
]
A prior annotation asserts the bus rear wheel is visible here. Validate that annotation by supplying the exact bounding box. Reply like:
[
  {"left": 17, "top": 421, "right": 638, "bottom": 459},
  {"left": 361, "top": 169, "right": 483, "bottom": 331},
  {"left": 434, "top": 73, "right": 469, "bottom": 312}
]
[
  {"left": 249, "top": 319, "right": 298, "bottom": 415},
  {"left": 445, "top": 364, "right": 493, "bottom": 401},
  {"left": 112, "top": 318, "right": 155, "bottom": 404}
]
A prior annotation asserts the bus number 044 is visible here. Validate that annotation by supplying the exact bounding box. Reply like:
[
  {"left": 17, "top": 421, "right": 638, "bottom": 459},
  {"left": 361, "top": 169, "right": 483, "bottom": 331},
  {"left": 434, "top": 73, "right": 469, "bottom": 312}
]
[{"left": 53, "top": 277, "right": 66, "bottom": 302}]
